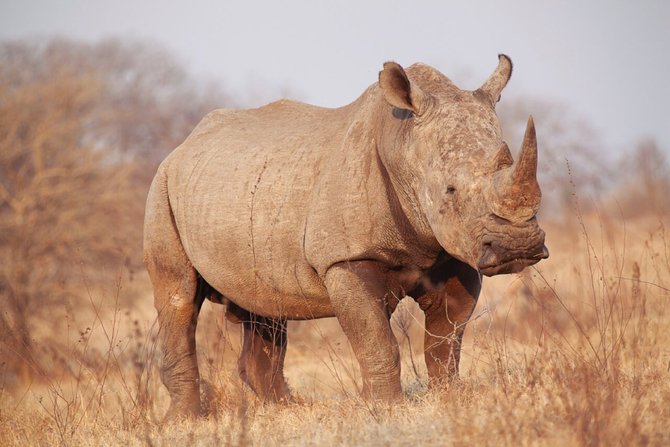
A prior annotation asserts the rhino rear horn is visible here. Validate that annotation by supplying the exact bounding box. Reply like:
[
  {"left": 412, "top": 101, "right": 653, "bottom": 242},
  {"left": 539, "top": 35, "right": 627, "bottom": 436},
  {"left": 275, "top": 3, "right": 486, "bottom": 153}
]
[{"left": 477, "top": 54, "right": 513, "bottom": 105}]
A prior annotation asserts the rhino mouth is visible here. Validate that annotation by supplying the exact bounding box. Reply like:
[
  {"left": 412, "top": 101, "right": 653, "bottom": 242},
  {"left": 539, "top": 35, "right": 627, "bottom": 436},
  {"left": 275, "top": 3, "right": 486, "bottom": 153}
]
[{"left": 477, "top": 243, "right": 549, "bottom": 277}]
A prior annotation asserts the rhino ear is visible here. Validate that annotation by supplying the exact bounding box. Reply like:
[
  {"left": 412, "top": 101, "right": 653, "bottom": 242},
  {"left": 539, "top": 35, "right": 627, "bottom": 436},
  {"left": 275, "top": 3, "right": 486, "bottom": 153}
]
[
  {"left": 477, "top": 54, "right": 513, "bottom": 106},
  {"left": 379, "top": 62, "right": 430, "bottom": 115}
]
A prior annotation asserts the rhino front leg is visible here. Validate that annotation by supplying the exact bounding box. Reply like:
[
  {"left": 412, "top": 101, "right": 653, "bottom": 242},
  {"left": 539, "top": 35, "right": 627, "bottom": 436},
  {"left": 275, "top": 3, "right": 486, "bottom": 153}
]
[
  {"left": 325, "top": 261, "right": 402, "bottom": 400},
  {"left": 231, "top": 304, "right": 291, "bottom": 401},
  {"left": 416, "top": 259, "right": 480, "bottom": 385}
]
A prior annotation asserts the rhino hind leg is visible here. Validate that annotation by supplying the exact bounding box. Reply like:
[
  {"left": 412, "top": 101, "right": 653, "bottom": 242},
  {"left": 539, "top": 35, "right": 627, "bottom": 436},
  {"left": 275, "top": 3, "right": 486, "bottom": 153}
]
[
  {"left": 229, "top": 303, "right": 291, "bottom": 401},
  {"left": 155, "top": 271, "right": 205, "bottom": 420},
  {"left": 144, "top": 168, "right": 204, "bottom": 420},
  {"left": 147, "top": 258, "right": 204, "bottom": 420}
]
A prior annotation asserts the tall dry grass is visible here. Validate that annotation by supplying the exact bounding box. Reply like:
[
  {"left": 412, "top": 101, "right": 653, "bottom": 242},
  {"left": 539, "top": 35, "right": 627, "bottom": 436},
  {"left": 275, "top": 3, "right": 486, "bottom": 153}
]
[{"left": 1, "top": 211, "right": 668, "bottom": 446}]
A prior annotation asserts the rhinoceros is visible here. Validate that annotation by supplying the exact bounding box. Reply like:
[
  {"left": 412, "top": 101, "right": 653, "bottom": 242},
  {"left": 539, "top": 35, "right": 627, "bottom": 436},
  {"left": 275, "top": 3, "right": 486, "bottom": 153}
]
[{"left": 144, "top": 54, "right": 548, "bottom": 419}]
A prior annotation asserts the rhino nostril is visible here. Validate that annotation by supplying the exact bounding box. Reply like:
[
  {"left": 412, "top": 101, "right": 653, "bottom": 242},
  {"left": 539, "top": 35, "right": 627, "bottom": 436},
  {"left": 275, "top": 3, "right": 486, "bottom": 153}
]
[
  {"left": 481, "top": 236, "right": 496, "bottom": 250},
  {"left": 478, "top": 242, "right": 498, "bottom": 268},
  {"left": 481, "top": 239, "right": 496, "bottom": 255}
]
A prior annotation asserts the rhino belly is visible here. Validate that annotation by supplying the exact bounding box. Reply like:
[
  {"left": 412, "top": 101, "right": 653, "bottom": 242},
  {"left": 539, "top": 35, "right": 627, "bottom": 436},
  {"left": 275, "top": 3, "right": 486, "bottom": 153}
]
[
  {"left": 185, "top": 219, "right": 334, "bottom": 320},
  {"left": 170, "top": 147, "right": 333, "bottom": 320}
]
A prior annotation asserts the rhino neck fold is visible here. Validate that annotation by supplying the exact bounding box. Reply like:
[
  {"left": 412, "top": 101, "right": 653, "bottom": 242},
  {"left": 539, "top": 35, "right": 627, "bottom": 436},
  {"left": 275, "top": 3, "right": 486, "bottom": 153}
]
[
  {"left": 304, "top": 90, "right": 442, "bottom": 275},
  {"left": 374, "top": 144, "right": 443, "bottom": 262},
  {"left": 372, "top": 94, "right": 442, "bottom": 258}
]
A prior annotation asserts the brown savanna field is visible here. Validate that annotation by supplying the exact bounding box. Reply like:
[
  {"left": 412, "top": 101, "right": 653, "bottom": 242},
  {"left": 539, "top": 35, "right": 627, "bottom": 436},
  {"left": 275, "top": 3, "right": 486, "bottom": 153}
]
[{"left": 1, "top": 40, "right": 669, "bottom": 446}]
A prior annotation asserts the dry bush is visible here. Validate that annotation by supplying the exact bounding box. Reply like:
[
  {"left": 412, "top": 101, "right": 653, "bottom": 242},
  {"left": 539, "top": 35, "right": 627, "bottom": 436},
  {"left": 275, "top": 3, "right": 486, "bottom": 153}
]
[
  {"left": 615, "top": 139, "right": 670, "bottom": 218},
  {"left": 0, "top": 65, "right": 134, "bottom": 383},
  {"left": 0, "top": 38, "right": 226, "bottom": 387}
]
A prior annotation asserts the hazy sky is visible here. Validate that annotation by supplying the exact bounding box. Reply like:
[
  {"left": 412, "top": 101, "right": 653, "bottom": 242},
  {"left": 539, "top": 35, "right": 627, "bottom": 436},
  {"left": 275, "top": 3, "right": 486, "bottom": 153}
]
[{"left": 1, "top": 0, "right": 668, "bottom": 155}]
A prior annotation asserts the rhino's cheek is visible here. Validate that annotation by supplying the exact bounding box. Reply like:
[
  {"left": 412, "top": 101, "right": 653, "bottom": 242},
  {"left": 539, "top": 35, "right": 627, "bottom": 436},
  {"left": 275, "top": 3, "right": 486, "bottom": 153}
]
[
  {"left": 429, "top": 219, "right": 482, "bottom": 269},
  {"left": 420, "top": 185, "right": 484, "bottom": 268}
]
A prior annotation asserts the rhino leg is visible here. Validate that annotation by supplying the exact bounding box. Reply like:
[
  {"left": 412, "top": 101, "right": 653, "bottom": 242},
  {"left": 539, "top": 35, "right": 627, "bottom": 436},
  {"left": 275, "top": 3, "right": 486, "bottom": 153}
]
[
  {"left": 144, "top": 170, "right": 204, "bottom": 420},
  {"left": 154, "top": 271, "right": 205, "bottom": 420},
  {"left": 325, "top": 261, "right": 402, "bottom": 401},
  {"left": 415, "top": 258, "right": 480, "bottom": 386},
  {"left": 229, "top": 303, "right": 291, "bottom": 401}
]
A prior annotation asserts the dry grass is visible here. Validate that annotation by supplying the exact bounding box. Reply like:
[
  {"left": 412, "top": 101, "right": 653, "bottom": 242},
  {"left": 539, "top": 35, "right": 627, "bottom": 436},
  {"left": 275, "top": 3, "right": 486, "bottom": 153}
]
[
  {"left": 2, "top": 37, "right": 669, "bottom": 447},
  {"left": 1, "top": 212, "right": 668, "bottom": 446}
]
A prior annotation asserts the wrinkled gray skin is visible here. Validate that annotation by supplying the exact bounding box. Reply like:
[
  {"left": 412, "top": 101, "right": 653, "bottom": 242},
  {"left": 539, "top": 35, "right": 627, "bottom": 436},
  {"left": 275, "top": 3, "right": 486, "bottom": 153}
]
[{"left": 144, "top": 55, "right": 548, "bottom": 420}]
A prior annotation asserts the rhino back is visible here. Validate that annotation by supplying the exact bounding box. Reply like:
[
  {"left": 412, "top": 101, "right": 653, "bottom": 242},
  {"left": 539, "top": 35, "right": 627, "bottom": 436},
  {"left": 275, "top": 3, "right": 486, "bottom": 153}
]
[{"left": 162, "top": 101, "right": 352, "bottom": 318}]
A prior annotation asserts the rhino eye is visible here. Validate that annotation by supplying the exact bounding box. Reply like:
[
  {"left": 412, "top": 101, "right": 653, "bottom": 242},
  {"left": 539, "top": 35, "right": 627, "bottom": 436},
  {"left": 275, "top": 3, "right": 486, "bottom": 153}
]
[{"left": 446, "top": 186, "right": 456, "bottom": 194}]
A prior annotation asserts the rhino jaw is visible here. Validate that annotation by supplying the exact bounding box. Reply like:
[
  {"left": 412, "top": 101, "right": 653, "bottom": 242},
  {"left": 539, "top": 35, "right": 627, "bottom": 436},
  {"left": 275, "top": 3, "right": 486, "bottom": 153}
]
[{"left": 477, "top": 243, "right": 549, "bottom": 277}]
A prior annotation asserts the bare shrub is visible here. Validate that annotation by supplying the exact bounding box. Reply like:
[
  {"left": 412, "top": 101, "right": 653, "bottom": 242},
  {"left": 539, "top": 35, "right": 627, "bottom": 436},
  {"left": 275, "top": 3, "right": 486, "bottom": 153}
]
[
  {"left": 0, "top": 38, "right": 227, "bottom": 386},
  {"left": 615, "top": 139, "right": 670, "bottom": 218},
  {"left": 0, "top": 66, "right": 130, "bottom": 382}
]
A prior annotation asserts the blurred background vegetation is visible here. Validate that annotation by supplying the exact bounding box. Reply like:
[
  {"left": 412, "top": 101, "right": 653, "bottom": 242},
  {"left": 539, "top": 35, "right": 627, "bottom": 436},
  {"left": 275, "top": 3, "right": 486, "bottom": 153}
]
[
  {"left": 0, "top": 38, "right": 229, "bottom": 383},
  {"left": 0, "top": 36, "right": 668, "bottom": 388}
]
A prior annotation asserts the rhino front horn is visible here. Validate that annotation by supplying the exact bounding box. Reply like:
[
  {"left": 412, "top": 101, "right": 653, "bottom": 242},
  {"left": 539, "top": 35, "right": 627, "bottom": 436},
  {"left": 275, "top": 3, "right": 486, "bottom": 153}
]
[
  {"left": 513, "top": 116, "right": 539, "bottom": 188},
  {"left": 493, "top": 116, "right": 541, "bottom": 222}
]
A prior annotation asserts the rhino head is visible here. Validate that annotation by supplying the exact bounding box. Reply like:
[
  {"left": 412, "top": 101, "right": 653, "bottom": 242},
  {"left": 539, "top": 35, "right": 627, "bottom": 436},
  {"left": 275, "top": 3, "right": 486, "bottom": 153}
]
[{"left": 378, "top": 55, "right": 548, "bottom": 276}]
